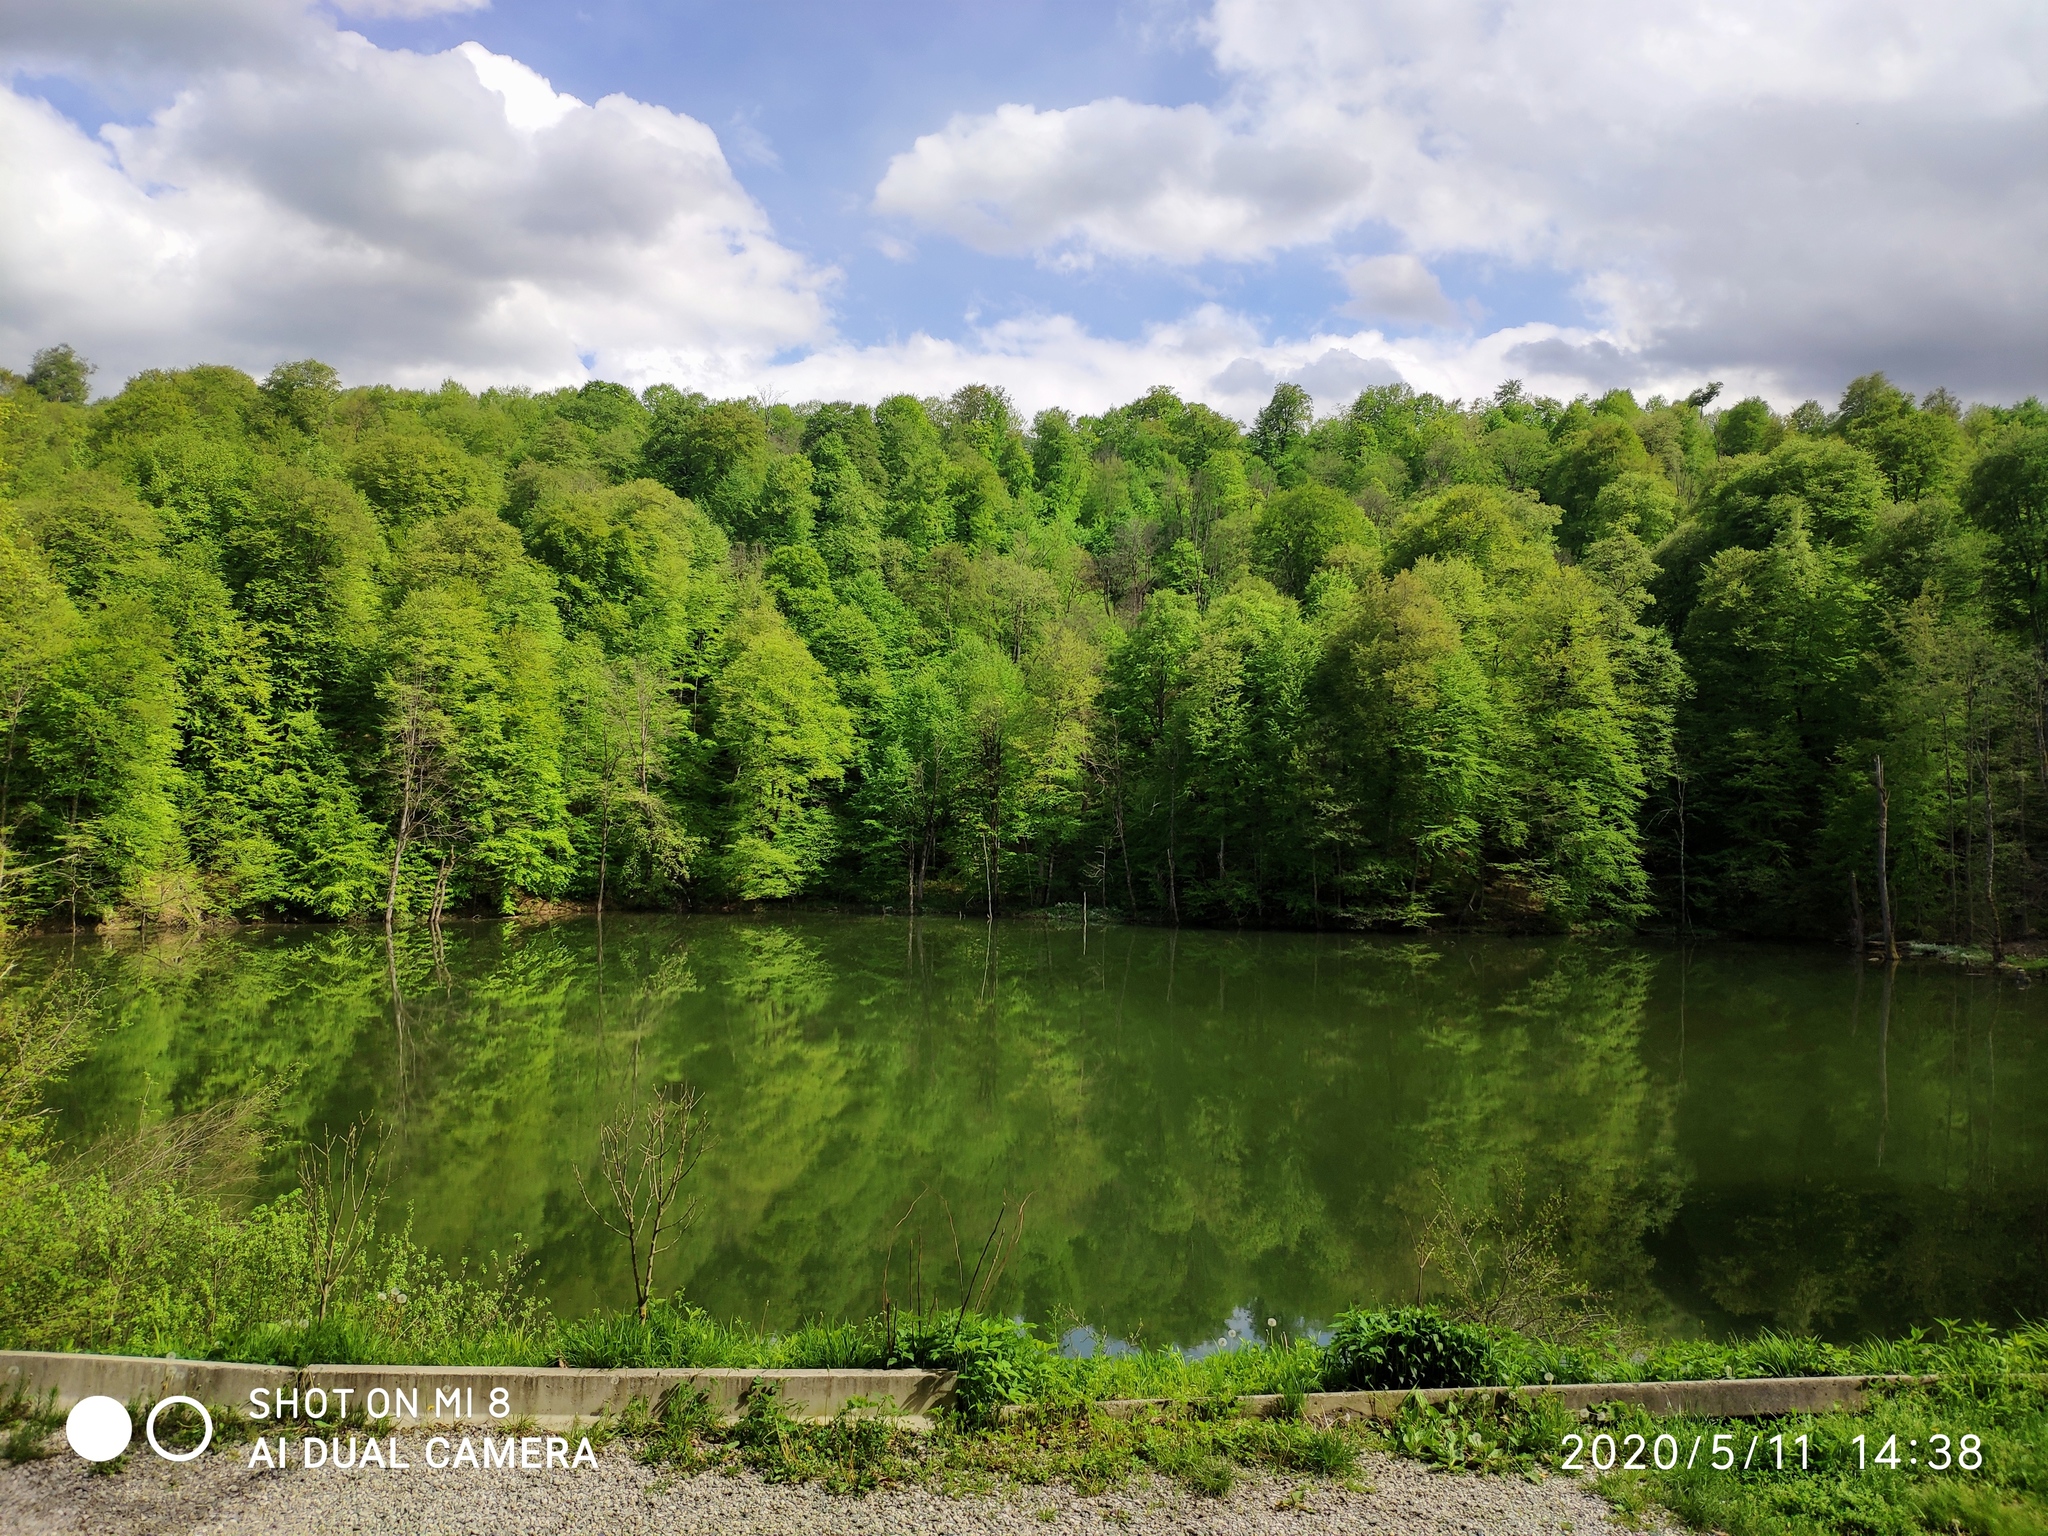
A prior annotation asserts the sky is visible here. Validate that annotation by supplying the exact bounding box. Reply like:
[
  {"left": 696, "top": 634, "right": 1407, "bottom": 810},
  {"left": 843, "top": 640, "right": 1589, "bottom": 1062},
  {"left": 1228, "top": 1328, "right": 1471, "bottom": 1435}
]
[{"left": 2, "top": 0, "right": 2044, "bottom": 419}]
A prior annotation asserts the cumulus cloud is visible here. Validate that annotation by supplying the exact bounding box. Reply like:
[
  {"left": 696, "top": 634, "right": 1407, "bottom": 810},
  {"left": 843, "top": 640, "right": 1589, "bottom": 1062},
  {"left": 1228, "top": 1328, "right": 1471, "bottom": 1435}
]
[
  {"left": 1338, "top": 254, "right": 1456, "bottom": 326},
  {"left": 753, "top": 307, "right": 1660, "bottom": 422},
  {"left": 0, "top": 3, "right": 831, "bottom": 391},
  {"left": 872, "top": 97, "right": 1378, "bottom": 265},
  {"left": 873, "top": 0, "right": 2048, "bottom": 400}
]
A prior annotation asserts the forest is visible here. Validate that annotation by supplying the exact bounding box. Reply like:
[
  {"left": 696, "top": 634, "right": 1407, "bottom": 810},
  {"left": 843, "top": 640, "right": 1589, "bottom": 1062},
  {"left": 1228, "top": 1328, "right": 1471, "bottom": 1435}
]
[{"left": 2, "top": 343, "right": 2045, "bottom": 941}]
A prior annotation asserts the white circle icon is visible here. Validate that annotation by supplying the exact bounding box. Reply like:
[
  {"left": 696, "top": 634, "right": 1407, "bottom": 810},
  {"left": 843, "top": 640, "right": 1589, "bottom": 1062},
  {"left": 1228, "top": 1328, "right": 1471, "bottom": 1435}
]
[
  {"left": 145, "top": 1396, "right": 213, "bottom": 1462},
  {"left": 65, "top": 1396, "right": 132, "bottom": 1462}
]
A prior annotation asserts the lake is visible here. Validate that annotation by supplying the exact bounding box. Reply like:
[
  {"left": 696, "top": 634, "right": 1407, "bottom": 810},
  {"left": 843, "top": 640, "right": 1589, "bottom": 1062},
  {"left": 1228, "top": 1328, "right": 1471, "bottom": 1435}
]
[{"left": 30, "top": 915, "right": 2047, "bottom": 1347}]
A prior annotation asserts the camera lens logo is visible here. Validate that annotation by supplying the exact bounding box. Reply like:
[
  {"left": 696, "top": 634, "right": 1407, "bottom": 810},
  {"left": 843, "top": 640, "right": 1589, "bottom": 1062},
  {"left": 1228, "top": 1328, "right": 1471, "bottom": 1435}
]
[
  {"left": 65, "top": 1395, "right": 214, "bottom": 1463},
  {"left": 64, "top": 1397, "right": 130, "bottom": 1462}
]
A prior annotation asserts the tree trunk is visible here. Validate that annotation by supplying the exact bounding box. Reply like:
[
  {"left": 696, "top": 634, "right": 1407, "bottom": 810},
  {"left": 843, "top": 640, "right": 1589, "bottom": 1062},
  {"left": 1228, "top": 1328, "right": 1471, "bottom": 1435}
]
[
  {"left": 1874, "top": 754, "right": 1898, "bottom": 962},
  {"left": 1986, "top": 741, "right": 2004, "bottom": 963},
  {"left": 430, "top": 850, "right": 453, "bottom": 926}
]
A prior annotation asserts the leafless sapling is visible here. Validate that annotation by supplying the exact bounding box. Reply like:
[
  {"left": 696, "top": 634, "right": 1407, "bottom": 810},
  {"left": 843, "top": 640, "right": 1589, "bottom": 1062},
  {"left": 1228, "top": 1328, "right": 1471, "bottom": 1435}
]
[
  {"left": 575, "top": 1084, "right": 708, "bottom": 1322},
  {"left": 298, "top": 1118, "right": 388, "bottom": 1323}
]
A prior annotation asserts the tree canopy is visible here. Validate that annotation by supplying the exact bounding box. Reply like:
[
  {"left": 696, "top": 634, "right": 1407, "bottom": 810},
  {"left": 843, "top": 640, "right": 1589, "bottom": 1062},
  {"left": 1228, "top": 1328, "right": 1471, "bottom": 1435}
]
[{"left": 2, "top": 353, "right": 2043, "bottom": 941}]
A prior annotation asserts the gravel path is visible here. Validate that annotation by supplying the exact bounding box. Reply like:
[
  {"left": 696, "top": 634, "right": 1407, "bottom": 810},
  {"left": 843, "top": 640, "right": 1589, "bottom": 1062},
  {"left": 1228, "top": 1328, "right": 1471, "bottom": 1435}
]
[{"left": 2, "top": 1442, "right": 1669, "bottom": 1535}]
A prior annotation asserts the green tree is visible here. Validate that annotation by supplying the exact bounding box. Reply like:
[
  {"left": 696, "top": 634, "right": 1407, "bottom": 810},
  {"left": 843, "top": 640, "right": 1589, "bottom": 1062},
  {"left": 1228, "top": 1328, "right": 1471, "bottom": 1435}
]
[
  {"left": 262, "top": 360, "right": 341, "bottom": 435},
  {"left": 1543, "top": 415, "right": 1652, "bottom": 532},
  {"left": 1251, "top": 383, "right": 1313, "bottom": 479},
  {"left": 711, "top": 604, "right": 853, "bottom": 898},
  {"left": 877, "top": 396, "right": 951, "bottom": 548},
  {"left": 348, "top": 427, "right": 499, "bottom": 529},
  {"left": 26, "top": 345, "right": 93, "bottom": 405},
  {"left": 1715, "top": 397, "right": 1783, "bottom": 457},
  {"left": 1961, "top": 425, "right": 2048, "bottom": 646},
  {"left": 1252, "top": 484, "right": 1378, "bottom": 596},
  {"left": 0, "top": 519, "right": 79, "bottom": 922},
  {"left": 1313, "top": 569, "right": 1497, "bottom": 921}
]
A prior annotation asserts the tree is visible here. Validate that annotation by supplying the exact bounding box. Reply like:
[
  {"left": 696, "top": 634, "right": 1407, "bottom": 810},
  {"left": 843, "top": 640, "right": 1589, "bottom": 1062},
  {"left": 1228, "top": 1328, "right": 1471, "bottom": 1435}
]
[
  {"left": 261, "top": 360, "right": 340, "bottom": 435},
  {"left": 1962, "top": 426, "right": 2048, "bottom": 646},
  {"left": 1314, "top": 569, "right": 1497, "bottom": 920},
  {"left": 1542, "top": 415, "right": 1651, "bottom": 526},
  {"left": 952, "top": 637, "right": 1030, "bottom": 916},
  {"left": 877, "top": 395, "right": 951, "bottom": 548},
  {"left": 851, "top": 664, "right": 962, "bottom": 911},
  {"left": 26, "top": 345, "right": 93, "bottom": 405},
  {"left": 1715, "top": 397, "right": 1783, "bottom": 457},
  {"left": 1252, "top": 484, "right": 1378, "bottom": 596},
  {"left": 348, "top": 427, "right": 499, "bottom": 530},
  {"left": 712, "top": 604, "right": 853, "bottom": 898},
  {"left": 1252, "top": 383, "right": 1313, "bottom": 474},
  {"left": 1577, "top": 470, "right": 1677, "bottom": 550},
  {"left": 575, "top": 1085, "right": 707, "bottom": 1323},
  {"left": 642, "top": 397, "right": 767, "bottom": 509},
  {"left": 0, "top": 525, "right": 78, "bottom": 923},
  {"left": 1675, "top": 521, "right": 1869, "bottom": 927}
]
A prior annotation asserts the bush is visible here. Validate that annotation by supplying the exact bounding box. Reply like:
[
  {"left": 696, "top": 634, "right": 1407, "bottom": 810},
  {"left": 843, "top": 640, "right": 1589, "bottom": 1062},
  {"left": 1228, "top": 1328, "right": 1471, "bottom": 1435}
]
[
  {"left": 1321, "top": 1307, "right": 1498, "bottom": 1392},
  {"left": 886, "top": 1311, "right": 1047, "bottom": 1423}
]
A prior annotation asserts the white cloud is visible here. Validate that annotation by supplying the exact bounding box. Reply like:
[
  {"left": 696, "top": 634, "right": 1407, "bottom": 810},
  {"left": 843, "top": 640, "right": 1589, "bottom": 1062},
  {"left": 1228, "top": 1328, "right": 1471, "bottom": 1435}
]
[
  {"left": 454, "top": 42, "right": 577, "bottom": 132},
  {"left": 332, "top": 0, "right": 488, "bottom": 16},
  {"left": 747, "top": 305, "right": 1728, "bottom": 423},
  {"left": 0, "top": 5, "right": 832, "bottom": 392},
  {"left": 1338, "top": 255, "right": 1455, "bottom": 326},
  {"left": 872, "top": 0, "right": 2048, "bottom": 400},
  {"left": 10, "top": 0, "right": 2039, "bottom": 413},
  {"left": 873, "top": 97, "right": 1379, "bottom": 264}
]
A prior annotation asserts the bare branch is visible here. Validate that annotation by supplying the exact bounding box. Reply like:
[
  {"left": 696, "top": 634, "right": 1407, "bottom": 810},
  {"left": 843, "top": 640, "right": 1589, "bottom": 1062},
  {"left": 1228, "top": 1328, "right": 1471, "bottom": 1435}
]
[{"left": 575, "top": 1084, "right": 709, "bottom": 1321}]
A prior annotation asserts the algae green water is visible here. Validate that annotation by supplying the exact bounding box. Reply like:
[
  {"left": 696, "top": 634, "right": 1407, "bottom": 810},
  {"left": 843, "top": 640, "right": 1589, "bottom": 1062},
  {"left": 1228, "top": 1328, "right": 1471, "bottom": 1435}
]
[{"left": 29, "top": 916, "right": 2047, "bottom": 1347}]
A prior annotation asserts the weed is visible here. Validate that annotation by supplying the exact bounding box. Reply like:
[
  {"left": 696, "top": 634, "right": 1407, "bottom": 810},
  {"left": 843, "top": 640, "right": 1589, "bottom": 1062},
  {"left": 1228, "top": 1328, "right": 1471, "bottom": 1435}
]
[
  {"left": 1183, "top": 1454, "right": 1234, "bottom": 1497},
  {"left": 1323, "top": 1308, "right": 1498, "bottom": 1391},
  {"left": 3, "top": 1419, "right": 52, "bottom": 1463}
]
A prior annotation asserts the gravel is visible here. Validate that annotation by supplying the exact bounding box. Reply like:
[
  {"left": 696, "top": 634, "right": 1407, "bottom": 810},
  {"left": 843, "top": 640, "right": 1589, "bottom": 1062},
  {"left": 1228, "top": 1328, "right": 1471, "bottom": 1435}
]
[{"left": 2, "top": 1441, "right": 1672, "bottom": 1534}]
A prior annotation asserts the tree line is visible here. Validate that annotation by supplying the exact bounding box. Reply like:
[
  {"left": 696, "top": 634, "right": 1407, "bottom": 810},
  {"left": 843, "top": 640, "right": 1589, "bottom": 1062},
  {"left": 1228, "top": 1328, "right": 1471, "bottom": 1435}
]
[{"left": 2, "top": 343, "right": 2045, "bottom": 940}]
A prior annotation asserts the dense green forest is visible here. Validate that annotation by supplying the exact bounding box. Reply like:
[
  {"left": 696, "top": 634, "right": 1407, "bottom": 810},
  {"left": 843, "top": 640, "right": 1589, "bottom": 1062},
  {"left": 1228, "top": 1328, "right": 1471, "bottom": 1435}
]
[{"left": 1, "top": 344, "right": 2045, "bottom": 939}]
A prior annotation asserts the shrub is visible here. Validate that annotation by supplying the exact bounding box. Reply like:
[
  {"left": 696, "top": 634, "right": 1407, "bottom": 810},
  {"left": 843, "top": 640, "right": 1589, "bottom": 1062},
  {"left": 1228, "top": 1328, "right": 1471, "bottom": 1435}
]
[
  {"left": 887, "top": 1311, "right": 1046, "bottom": 1423},
  {"left": 1321, "top": 1307, "right": 1498, "bottom": 1392}
]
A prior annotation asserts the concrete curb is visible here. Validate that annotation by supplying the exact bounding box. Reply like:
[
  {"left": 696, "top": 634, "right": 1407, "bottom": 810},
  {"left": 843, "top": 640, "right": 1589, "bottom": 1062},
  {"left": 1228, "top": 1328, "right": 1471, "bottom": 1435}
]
[
  {"left": 3, "top": 1351, "right": 1978, "bottom": 1436},
  {"left": 0, "top": 1352, "right": 953, "bottom": 1431},
  {"left": 1063, "top": 1374, "right": 1937, "bottom": 1424}
]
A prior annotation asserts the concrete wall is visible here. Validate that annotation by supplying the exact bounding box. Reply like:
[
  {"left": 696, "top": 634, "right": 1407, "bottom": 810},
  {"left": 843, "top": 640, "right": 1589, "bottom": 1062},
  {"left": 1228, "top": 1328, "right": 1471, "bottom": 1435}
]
[
  {"left": 0, "top": 1351, "right": 953, "bottom": 1430},
  {"left": 3, "top": 1348, "right": 1935, "bottom": 1434}
]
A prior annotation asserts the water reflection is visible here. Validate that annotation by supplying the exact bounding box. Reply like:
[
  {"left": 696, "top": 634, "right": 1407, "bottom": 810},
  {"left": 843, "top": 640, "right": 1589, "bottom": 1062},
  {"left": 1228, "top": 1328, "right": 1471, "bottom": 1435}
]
[{"left": 31, "top": 917, "right": 2047, "bottom": 1345}]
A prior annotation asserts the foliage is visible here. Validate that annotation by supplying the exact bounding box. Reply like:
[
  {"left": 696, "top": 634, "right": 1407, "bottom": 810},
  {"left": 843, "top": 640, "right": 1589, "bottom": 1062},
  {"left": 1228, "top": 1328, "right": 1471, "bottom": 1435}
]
[
  {"left": 4, "top": 353, "right": 2048, "bottom": 943},
  {"left": 1321, "top": 1306, "right": 1500, "bottom": 1391}
]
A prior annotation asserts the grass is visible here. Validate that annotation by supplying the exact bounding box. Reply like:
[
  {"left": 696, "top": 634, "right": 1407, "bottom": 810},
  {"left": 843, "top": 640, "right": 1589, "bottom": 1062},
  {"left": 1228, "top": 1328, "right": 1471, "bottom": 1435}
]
[
  {"left": 2, "top": 1294, "right": 2041, "bottom": 1533},
  {"left": 561, "top": 1363, "right": 2046, "bottom": 1536},
  {"left": 600, "top": 1381, "right": 1363, "bottom": 1500},
  {"left": 512, "top": 1313, "right": 2047, "bottom": 1535},
  {"left": 0, "top": 1386, "right": 62, "bottom": 1466},
  {"left": 566, "top": 1321, "right": 2046, "bottom": 1533}
]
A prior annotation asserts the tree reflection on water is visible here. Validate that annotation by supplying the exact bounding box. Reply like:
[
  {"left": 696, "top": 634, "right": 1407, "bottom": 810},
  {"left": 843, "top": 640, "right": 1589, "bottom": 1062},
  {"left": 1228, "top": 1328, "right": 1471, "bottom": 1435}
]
[{"left": 37, "top": 916, "right": 2047, "bottom": 1344}]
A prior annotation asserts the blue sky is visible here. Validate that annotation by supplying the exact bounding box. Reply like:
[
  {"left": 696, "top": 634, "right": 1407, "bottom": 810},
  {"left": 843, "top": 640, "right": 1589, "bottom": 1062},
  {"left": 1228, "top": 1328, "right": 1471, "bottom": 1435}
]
[
  {"left": 335, "top": 1, "right": 1586, "bottom": 353},
  {"left": 2, "top": 0, "right": 2043, "bottom": 414}
]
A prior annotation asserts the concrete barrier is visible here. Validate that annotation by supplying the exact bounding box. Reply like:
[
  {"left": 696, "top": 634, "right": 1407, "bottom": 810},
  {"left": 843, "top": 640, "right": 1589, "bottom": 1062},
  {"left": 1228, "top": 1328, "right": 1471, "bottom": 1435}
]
[
  {"left": 2, "top": 1350, "right": 1962, "bottom": 1436},
  {"left": 0, "top": 1352, "right": 953, "bottom": 1430},
  {"left": 2, "top": 1353, "right": 275, "bottom": 1418}
]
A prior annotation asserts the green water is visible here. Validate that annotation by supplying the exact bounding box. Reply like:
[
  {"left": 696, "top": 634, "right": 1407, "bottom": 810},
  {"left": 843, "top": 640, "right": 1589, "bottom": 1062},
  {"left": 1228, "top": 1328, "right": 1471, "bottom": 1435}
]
[{"left": 32, "top": 916, "right": 2047, "bottom": 1347}]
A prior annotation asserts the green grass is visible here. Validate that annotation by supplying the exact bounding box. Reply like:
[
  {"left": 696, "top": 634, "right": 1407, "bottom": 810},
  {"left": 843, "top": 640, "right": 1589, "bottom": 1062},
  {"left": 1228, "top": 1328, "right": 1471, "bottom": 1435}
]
[{"left": 541, "top": 1314, "right": 2045, "bottom": 1533}]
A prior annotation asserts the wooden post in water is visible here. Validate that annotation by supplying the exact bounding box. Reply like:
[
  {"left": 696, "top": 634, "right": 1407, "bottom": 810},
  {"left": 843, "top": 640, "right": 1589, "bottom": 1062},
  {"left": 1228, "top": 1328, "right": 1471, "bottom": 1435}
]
[{"left": 1873, "top": 754, "right": 1898, "bottom": 962}]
